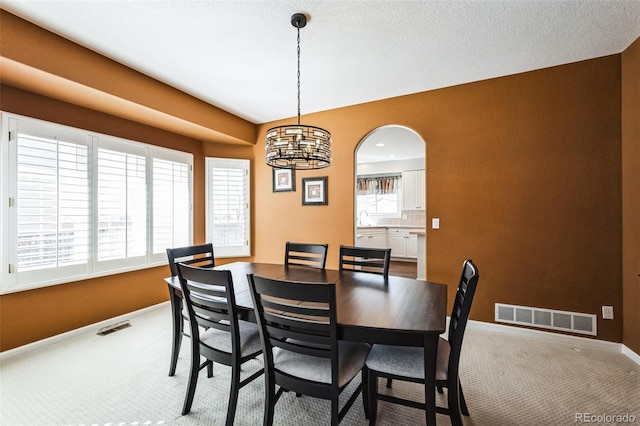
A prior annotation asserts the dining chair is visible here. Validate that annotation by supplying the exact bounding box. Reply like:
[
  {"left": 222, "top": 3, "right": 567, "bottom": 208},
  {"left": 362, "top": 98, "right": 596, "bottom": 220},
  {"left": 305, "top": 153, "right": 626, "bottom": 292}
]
[
  {"left": 365, "top": 259, "right": 479, "bottom": 426},
  {"left": 247, "top": 274, "right": 371, "bottom": 426},
  {"left": 165, "top": 243, "right": 216, "bottom": 376},
  {"left": 176, "top": 263, "right": 263, "bottom": 424},
  {"left": 339, "top": 245, "right": 392, "bottom": 277},
  {"left": 284, "top": 241, "right": 329, "bottom": 269}
]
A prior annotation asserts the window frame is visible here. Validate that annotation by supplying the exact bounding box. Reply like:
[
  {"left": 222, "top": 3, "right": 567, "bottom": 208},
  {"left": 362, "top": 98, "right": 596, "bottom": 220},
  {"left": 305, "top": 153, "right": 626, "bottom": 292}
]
[
  {"left": 0, "top": 112, "right": 194, "bottom": 294},
  {"left": 205, "top": 157, "right": 251, "bottom": 258}
]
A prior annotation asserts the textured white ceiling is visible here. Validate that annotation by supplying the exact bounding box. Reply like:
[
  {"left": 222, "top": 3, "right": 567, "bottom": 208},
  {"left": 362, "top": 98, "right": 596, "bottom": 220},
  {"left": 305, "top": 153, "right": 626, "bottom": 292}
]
[
  {"left": 357, "top": 126, "right": 425, "bottom": 163},
  {"left": 2, "top": 0, "right": 639, "bottom": 126}
]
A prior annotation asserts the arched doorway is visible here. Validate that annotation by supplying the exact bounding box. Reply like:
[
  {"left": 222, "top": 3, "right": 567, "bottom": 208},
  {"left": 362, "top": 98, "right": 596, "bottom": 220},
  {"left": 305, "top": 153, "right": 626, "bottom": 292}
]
[{"left": 354, "top": 125, "right": 426, "bottom": 279}]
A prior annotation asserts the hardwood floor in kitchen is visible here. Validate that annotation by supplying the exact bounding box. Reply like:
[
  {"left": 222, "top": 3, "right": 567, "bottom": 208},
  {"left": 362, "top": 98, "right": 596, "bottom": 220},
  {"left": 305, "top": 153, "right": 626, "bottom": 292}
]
[{"left": 389, "top": 260, "right": 417, "bottom": 278}]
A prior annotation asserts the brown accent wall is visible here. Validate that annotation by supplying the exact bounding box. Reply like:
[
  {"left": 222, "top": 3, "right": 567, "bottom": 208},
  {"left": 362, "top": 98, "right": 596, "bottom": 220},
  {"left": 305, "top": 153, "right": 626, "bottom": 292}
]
[
  {"left": 622, "top": 37, "right": 640, "bottom": 354},
  {"left": 253, "top": 56, "right": 623, "bottom": 343}
]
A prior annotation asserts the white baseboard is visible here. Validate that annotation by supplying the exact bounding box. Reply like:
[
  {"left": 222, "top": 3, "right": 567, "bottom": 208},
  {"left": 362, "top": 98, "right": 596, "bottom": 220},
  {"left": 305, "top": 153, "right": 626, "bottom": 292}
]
[
  {"left": 622, "top": 344, "right": 640, "bottom": 366},
  {"left": 465, "top": 319, "right": 640, "bottom": 366},
  {"left": 0, "top": 301, "right": 169, "bottom": 363}
]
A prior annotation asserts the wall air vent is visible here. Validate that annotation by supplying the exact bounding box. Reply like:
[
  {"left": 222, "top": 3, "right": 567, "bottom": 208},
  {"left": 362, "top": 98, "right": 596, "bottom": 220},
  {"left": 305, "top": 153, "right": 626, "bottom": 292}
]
[{"left": 495, "top": 304, "right": 597, "bottom": 336}]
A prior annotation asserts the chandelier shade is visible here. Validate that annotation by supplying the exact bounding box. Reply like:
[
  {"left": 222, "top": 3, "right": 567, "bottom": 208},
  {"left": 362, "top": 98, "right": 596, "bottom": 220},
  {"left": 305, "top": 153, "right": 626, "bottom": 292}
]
[
  {"left": 265, "top": 13, "right": 332, "bottom": 170},
  {"left": 265, "top": 124, "right": 331, "bottom": 169}
]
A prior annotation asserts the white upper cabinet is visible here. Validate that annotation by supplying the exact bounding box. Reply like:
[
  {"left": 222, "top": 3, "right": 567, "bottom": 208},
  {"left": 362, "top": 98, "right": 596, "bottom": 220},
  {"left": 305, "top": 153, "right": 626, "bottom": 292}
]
[{"left": 402, "top": 169, "right": 425, "bottom": 210}]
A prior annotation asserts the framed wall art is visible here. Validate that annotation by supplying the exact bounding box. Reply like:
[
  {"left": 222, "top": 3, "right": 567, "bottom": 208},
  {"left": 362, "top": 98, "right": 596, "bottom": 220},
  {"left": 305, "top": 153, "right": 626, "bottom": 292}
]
[
  {"left": 302, "top": 176, "right": 328, "bottom": 206},
  {"left": 272, "top": 168, "right": 295, "bottom": 192}
]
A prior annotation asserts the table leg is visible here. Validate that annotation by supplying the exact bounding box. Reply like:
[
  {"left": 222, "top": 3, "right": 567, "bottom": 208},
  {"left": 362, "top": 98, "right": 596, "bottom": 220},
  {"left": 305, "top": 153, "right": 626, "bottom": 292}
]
[{"left": 424, "top": 334, "right": 438, "bottom": 426}]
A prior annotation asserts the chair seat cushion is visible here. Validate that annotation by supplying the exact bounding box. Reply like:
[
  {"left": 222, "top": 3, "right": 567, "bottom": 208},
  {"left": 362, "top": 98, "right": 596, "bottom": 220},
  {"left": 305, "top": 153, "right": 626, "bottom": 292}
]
[
  {"left": 274, "top": 341, "right": 370, "bottom": 387},
  {"left": 200, "top": 320, "right": 262, "bottom": 356},
  {"left": 365, "top": 337, "right": 450, "bottom": 380}
]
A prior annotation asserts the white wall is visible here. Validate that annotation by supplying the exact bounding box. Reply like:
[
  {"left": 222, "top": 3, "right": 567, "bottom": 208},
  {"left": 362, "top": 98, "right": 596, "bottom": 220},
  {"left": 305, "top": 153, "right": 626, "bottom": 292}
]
[{"left": 356, "top": 158, "right": 424, "bottom": 176}]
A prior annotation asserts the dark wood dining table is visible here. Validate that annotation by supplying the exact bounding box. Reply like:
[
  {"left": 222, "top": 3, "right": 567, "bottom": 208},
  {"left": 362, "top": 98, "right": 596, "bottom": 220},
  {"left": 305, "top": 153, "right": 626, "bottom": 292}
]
[{"left": 165, "top": 261, "right": 448, "bottom": 425}]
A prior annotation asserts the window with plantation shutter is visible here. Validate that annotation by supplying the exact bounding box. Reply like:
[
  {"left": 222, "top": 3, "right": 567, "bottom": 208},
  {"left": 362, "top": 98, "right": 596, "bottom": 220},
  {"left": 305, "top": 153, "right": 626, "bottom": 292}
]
[
  {"left": 1, "top": 112, "right": 193, "bottom": 294},
  {"left": 152, "top": 158, "right": 191, "bottom": 255},
  {"left": 16, "top": 132, "right": 91, "bottom": 273},
  {"left": 205, "top": 157, "right": 250, "bottom": 257},
  {"left": 95, "top": 142, "right": 147, "bottom": 268}
]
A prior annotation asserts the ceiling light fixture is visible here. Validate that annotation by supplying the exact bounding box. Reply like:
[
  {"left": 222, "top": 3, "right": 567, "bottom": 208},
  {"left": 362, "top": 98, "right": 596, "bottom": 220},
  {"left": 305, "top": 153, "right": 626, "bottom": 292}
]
[{"left": 265, "top": 13, "right": 331, "bottom": 170}]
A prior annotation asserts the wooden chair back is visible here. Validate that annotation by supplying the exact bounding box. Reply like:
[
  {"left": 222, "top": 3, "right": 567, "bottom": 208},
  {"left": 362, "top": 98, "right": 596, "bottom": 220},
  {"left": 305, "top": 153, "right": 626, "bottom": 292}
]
[
  {"left": 166, "top": 243, "right": 215, "bottom": 276},
  {"left": 249, "top": 275, "right": 338, "bottom": 377},
  {"left": 339, "top": 245, "right": 391, "bottom": 277},
  {"left": 284, "top": 241, "right": 329, "bottom": 269},
  {"left": 447, "top": 259, "right": 479, "bottom": 376},
  {"left": 248, "top": 274, "right": 370, "bottom": 424},
  {"left": 176, "top": 264, "right": 241, "bottom": 358}
]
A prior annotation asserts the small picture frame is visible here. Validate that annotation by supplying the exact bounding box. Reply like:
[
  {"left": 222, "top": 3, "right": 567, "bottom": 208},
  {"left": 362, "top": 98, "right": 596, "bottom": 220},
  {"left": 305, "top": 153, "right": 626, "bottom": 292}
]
[
  {"left": 272, "top": 168, "right": 295, "bottom": 192},
  {"left": 302, "top": 177, "right": 328, "bottom": 206}
]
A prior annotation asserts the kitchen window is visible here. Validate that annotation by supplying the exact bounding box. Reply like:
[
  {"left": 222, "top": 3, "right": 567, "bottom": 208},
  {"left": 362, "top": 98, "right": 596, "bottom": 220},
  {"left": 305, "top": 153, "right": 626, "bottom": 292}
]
[{"left": 356, "top": 175, "right": 401, "bottom": 215}]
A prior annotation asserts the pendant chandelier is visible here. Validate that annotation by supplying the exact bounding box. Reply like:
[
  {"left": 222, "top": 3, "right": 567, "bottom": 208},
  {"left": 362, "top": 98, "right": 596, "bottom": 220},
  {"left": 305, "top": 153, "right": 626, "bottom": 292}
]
[{"left": 265, "top": 13, "right": 332, "bottom": 170}]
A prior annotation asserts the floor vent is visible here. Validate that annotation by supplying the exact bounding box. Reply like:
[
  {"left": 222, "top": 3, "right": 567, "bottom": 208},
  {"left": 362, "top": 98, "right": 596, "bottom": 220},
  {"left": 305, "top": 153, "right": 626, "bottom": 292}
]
[
  {"left": 97, "top": 320, "right": 131, "bottom": 336},
  {"left": 495, "top": 304, "right": 596, "bottom": 336}
]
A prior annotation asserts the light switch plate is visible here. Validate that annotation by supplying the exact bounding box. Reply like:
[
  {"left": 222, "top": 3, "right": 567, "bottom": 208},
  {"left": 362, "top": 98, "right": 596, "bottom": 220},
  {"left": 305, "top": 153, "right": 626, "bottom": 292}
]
[
  {"left": 602, "top": 306, "right": 614, "bottom": 320},
  {"left": 432, "top": 218, "right": 440, "bottom": 229}
]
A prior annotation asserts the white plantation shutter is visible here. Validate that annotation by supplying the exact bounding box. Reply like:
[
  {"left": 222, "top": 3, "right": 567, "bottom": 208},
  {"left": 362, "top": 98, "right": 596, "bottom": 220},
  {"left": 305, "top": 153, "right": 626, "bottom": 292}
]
[
  {"left": 152, "top": 158, "right": 191, "bottom": 255},
  {"left": 96, "top": 146, "right": 147, "bottom": 263},
  {"left": 205, "top": 158, "right": 250, "bottom": 257},
  {"left": 16, "top": 134, "right": 91, "bottom": 272},
  {"left": 2, "top": 113, "right": 193, "bottom": 293}
]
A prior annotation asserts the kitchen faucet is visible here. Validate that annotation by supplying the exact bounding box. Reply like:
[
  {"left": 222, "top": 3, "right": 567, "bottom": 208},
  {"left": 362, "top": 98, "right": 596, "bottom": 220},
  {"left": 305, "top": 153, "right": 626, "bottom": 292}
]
[{"left": 358, "top": 210, "right": 369, "bottom": 226}]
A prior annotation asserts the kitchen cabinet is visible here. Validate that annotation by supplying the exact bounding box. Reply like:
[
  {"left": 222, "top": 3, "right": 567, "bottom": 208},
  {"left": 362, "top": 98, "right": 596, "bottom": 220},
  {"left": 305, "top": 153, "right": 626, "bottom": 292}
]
[
  {"left": 387, "top": 228, "right": 419, "bottom": 259},
  {"left": 402, "top": 169, "right": 425, "bottom": 210},
  {"left": 356, "top": 227, "right": 422, "bottom": 259},
  {"left": 355, "top": 227, "right": 387, "bottom": 249},
  {"left": 388, "top": 229, "right": 408, "bottom": 256},
  {"left": 406, "top": 233, "right": 418, "bottom": 257}
]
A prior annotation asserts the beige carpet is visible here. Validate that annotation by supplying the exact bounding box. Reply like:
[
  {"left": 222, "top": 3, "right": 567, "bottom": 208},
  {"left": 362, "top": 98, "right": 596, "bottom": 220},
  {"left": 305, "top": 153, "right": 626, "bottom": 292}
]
[{"left": 1, "top": 304, "right": 638, "bottom": 426}]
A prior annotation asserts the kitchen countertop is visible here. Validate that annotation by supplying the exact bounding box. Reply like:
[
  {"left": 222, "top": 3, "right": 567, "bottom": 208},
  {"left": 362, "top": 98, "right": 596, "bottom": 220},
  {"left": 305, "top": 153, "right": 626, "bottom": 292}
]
[{"left": 357, "top": 225, "right": 425, "bottom": 229}]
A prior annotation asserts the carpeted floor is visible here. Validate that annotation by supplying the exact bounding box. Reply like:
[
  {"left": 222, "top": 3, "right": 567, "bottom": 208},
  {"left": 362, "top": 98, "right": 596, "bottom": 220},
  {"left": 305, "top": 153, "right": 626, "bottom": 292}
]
[{"left": 1, "top": 304, "right": 638, "bottom": 426}]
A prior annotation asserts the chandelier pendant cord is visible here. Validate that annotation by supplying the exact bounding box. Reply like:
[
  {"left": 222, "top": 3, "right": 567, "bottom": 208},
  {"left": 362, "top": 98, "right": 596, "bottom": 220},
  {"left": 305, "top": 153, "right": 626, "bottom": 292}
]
[{"left": 297, "top": 24, "right": 301, "bottom": 126}]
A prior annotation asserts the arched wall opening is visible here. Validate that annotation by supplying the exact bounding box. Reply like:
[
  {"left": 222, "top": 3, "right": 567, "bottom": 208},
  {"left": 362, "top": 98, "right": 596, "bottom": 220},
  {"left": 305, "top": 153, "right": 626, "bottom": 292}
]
[{"left": 354, "top": 125, "right": 427, "bottom": 278}]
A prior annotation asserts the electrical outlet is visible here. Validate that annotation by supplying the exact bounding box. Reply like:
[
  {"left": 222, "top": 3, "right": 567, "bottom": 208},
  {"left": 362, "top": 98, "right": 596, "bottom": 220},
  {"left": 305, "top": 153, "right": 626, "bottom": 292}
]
[{"left": 602, "top": 306, "right": 614, "bottom": 320}]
